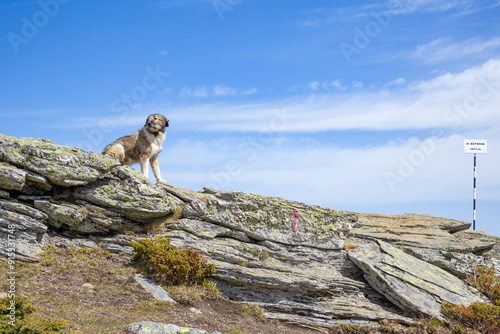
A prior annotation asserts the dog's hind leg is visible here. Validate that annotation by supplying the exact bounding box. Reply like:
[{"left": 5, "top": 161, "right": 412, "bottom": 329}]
[
  {"left": 150, "top": 154, "right": 166, "bottom": 184},
  {"left": 102, "top": 144, "right": 126, "bottom": 164}
]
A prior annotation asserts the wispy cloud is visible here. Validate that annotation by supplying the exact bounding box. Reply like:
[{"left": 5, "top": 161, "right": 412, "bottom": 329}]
[
  {"left": 165, "top": 59, "right": 500, "bottom": 133},
  {"left": 387, "top": 0, "right": 470, "bottom": 15},
  {"left": 300, "top": 0, "right": 498, "bottom": 27},
  {"left": 69, "top": 58, "right": 500, "bottom": 134},
  {"left": 180, "top": 85, "right": 257, "bottom": 98},
  {"left": 411, "top": 37, "right": 500, "bottom": 64}
]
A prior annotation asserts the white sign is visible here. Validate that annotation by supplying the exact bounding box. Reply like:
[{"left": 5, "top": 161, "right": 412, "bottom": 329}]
[{"left": 464, "top": 139, "right": 487, "bottom": 154}]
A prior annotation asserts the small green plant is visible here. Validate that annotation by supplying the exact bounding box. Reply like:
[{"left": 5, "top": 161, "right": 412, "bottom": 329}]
[
  {"left": 131, "top": 236, "right": 216, "bottom": 286},
  {"left": 0, "top": 296, "right": 67, "bottom": 333},
  {"left": 202, "top": 279, "right": 222, "bottom": 299}
]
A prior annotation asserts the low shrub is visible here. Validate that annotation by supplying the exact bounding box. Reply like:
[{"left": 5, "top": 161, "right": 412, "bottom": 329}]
[
  {"left": 443, "top": 301, "right": 500, "bottom": 333},
  {"left": 466, "top": 265, "right": 500, "bottom": 306},
  {"left": 441, "top": 265, "right": 500, "bottom": 334},
  {"left": 0, "top": 296, "right": 67, "bottom": 333},
  {"left": 131, "top": 236, "right": 216, "bottom": 286}
]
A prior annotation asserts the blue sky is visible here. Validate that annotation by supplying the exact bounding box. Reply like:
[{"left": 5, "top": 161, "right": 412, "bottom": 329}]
[{"left": 1, "top": 0, "right": 500, "bottom": 236}]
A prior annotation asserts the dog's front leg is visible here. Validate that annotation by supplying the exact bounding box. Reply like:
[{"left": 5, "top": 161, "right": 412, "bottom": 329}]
[
  {"left": 139, "top": 156, "right": 149, "bottom": 180},
  {"left": 150, "top": 154, "right": 167, "bottom": 184}
]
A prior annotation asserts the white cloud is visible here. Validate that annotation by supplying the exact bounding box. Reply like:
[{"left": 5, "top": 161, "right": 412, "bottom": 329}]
[
  {"left": 291, "top": 79, "right": 347, "bottom": 93},
  {"left": 387, "top": 0, "right": 469, "bottom": 15},
  {"left": 352, "top": 81, "right": 364, "bottom": 89},
  {"left": 180, "top": 86, "right": 209, "bottom": 98},
  {"left": 213, "top": 85, "right": 237, "bottom": 97},
  {"left": 412, "top": 37, "right": 500, "bottom": 64},
  {"left": 180, "top": 85, "right": 257, "bottom": 98},
  {"left": 69, "top": 58, "right": 500, "bottom": 136},
  {"left": 167, "top": 58, "right": 500, "bottom": 133},
  {"left": 158, "top": 130, "right": 500, "bottom": 207}
]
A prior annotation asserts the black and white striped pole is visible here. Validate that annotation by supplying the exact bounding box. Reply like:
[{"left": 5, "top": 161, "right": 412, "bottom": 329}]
[
  {"left": 473, "top": 153, "right": 477, "bottom": 230},
  {"left": 464, "top": 139, "right": 487, "bottom": 231}
]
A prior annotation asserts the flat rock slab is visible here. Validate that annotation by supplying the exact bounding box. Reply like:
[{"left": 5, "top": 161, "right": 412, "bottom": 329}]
[
  {"left": 182, "top": 189, "right": 355, "bottom": 249},
  {"left": 351, "top": 226, "right": 494, "bottom": 253},
  {"left": 134, "top": 274, "right": 177, "bottom": 304},
  {"left": 355, "top": 213, "right": 471, "bottom": 233},
  {"left": 348, "top": 240, "right": 486, "bottom": 320},
  {"left": 125, "top": 321, "right": 222, "bottom": 334}
]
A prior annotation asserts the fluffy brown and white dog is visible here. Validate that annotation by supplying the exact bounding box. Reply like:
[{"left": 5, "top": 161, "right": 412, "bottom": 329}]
[{"left": 102, "top": 114, "right": 169, "bottom": 184}]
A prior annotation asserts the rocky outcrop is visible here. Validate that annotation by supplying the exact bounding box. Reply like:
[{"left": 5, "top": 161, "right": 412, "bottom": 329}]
[
  {"left": 0, "top": 133, "right": 498, "bottom": 330},
  {"left": 349, "top": 240, "right": 488, "bottom": 320}
]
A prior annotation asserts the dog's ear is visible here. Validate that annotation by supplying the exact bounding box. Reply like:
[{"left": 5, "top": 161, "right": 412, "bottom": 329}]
[{"left": 163, "top": 116, "right": 169, "bottom": 128}]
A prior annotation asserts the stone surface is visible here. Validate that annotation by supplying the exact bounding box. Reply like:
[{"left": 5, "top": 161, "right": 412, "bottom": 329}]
[
  {"left": 355, "top": 213, "right": 471, "bottom": 232},
  {"left": 0, "top": 199, "right": 48, "bottom": 261},
  {"left": 349, "top": 240, "right": 488, "bottom": 320},
  {"left": 161, "top": 225, "right": 415, "bottom": 326},
  {"left": 0, "top": 133, "right": 120, "bottom": 187},
  {"left": 134, "top": 274, "right": 177, "bottom": 304},
  {"left": 403, "top": 247, "right": 500, "bottom": 278},
  {"left": 350, "top": 213, "right": 494, "bottom": 253},
  {"left": 182, "top": 189, "right": 354, "bottom": 249},
  {"left": 0, "top": 163, "right": 26, "bottom": 190},
  {"left": 72, "top": 166, "right": 180, "bottom": 221},
  {"left": 125, "top": 321, "right": 222, "bottom": 334}
]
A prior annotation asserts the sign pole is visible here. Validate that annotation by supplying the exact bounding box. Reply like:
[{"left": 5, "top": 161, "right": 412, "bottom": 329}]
[
  {"left": 464, "top": 139, "right": 487, "bottom": 231},
  {"left": 473, "top": 153, "right": 476, "bottom": 231}
]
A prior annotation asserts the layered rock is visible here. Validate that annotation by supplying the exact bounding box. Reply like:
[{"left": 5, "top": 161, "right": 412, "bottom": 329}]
[
  {"left": 0, "top": 133, "right": 498, "bottom": 330},
  {"left": 349, "top": 240, "right": 488, "bottom": 320}
]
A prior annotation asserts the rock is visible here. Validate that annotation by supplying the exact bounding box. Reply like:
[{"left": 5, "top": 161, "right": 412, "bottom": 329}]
[
  {"left": 162, "top": 226, "right": 415, "bottom": 326},
  {"left": 158, "top": 183, "right": 212, "bottom": 203},
  {"left": 182, "top": 189, "right": 354, "bottom": 249},
  {"left": 46, "top": 234, "right": 98, "bottom": 249},
  {"left": 403, "top": 247, "right": 500, "bottom": 278},
  {"left": 98, "top": 234, "right": 138, "bottom": 255},
  {"left": 454, "top": 230, "right": 500, "bottom": 260},
  {"left": 0, "top": 163, "right": 26, "bottom": 190},
  {"left": 34, "top": 199, "right": 141, "bottom": 233},
  {"left": 0, "top": 133, "right": 119, "bottom": 187},
  {"left": 134, "top": 274, "right": 177, "bottom": 304},
  {"left": 125, "top": 321, "right": 222, "bottom": 334},
  {"left": 189, "top": 307, "right": 202, "bottom": 314},
  {"left": 72, "top": 166, "right": 180, "bottom": 221},
  {"left": 351, "top": 213, "right": 494, "bottom": 253},
  {"left": 82, "top": 283, "right": 94, "bottom": 290},
  {"left": 1, "top": 133, "right": 499, "bottom": 330},
  {"left": 0, "top": 200, "right": 48, "bottom": 261},
  {"left": 355, "top": 213, "right": 472, "bottom": 232},
  {"left": 348, "top": 240, "right": 488, "bottom": 320}
]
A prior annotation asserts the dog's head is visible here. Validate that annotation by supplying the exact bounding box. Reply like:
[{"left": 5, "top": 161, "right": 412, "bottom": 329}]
[{"left": 145, "top": 114, "right": 169, "bottom": 134}]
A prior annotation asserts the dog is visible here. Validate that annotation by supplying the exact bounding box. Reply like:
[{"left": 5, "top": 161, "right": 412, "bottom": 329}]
[{"left": 102, "top": 114, "right": 169, "bottom": 184}]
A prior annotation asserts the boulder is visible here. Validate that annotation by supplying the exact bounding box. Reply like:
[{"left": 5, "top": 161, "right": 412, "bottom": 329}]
[{"left": 348, "top": 240, "right": 488, "bottom": 320}]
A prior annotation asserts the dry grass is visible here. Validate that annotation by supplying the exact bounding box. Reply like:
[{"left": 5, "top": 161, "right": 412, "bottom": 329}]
[{"left": 0, "top": 245, "right": 319, "bottom": 334}]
